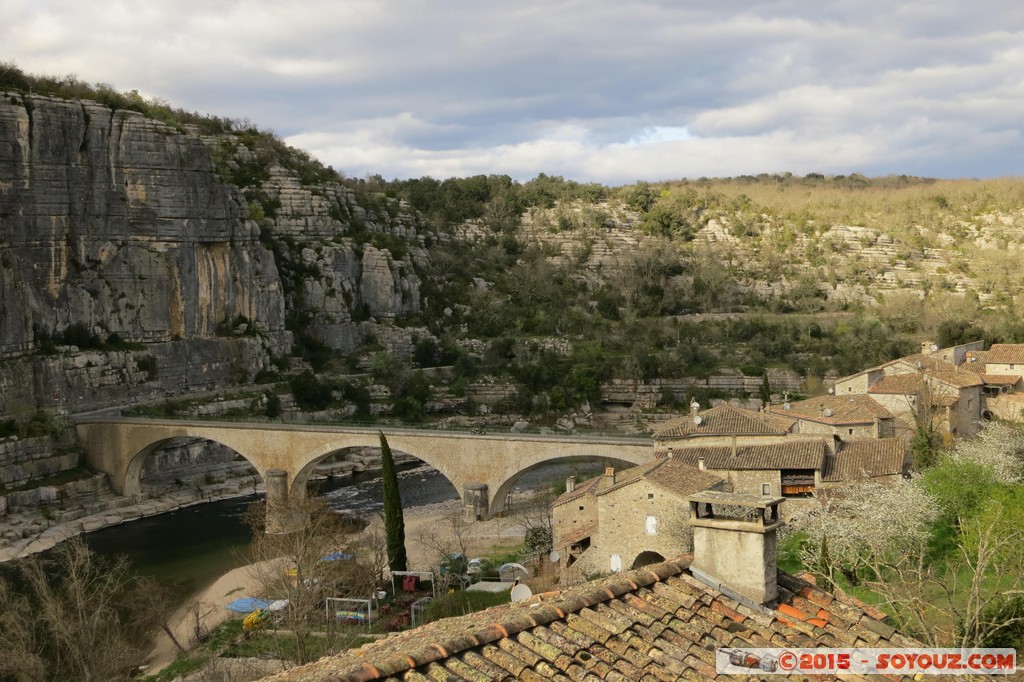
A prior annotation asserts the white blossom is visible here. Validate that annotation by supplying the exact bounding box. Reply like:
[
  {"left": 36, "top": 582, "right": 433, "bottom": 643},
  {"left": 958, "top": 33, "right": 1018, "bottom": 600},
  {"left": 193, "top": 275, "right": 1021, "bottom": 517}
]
[
  {"left": 948, "top": 422, "right": 1024, "bottom": 484},
  {"left": 790, "top": 477, "right": 939, "bottom": 570}
]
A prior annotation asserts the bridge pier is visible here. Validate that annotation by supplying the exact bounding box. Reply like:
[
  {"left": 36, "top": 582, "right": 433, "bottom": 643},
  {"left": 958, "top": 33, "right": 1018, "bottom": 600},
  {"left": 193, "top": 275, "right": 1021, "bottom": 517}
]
[
  {"left": 463, "top": 483, "right": 488, "bottom": 521},
  {"left": 265, "top": 468, "right": 305, "bottom": 534}
]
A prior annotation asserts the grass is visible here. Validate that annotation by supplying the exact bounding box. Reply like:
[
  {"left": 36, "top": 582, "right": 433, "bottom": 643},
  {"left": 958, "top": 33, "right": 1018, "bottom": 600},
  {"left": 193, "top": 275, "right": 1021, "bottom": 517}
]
[{"left": 422, "top": 589, "right": 511, "bottom": 622}]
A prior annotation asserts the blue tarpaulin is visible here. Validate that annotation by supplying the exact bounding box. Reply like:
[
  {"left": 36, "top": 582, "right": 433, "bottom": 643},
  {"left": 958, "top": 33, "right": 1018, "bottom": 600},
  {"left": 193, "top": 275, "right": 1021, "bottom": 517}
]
[
  {"left": 322, "top": 552, "right": 354, "bottom": 561},
  {"left": 226, "top": 597, "right": 270, "bottom": 613}
]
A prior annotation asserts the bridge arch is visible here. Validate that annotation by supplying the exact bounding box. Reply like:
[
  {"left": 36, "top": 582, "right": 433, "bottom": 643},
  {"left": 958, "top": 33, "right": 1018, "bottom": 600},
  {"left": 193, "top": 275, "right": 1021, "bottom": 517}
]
[
  {"left": 488, "top": 455, "right": 641, "bottom": 516},
  {"left": 123, "top": 435, "right": 256, "bottom": 498}
]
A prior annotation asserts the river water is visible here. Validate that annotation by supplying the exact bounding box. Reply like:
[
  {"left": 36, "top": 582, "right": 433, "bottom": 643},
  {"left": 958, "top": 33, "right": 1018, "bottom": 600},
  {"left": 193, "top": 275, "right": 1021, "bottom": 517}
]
[{"left": 83, "top": 459, "right": 607, "bottom": 596}]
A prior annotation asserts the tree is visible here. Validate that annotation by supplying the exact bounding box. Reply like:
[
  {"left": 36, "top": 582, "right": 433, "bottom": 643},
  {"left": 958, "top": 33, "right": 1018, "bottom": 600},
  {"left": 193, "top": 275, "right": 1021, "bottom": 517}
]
[
  {"left": 0, "top": 537, "right": 164, "bottom": 681},
  {"left": 413, "top": 511, "right": 472, "bottom": 593},
  {"left": 243, "top": 497, "right": 380, "bottom": 665},
  {"left": 789, "top": 423, "right": 1024, "bottom": 649},
  {"left": 379, "top": 432, "right": 407, "bottom": 572},
  {"left": 759, "top": 373, "right": 771, "bottom": 406}
]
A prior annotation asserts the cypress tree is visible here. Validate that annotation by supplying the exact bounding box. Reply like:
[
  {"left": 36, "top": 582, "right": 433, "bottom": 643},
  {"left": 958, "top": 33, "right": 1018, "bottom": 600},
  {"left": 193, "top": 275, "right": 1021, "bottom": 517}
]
[{"left": 379, "top": 431, "right": 407, "bottom": 572}]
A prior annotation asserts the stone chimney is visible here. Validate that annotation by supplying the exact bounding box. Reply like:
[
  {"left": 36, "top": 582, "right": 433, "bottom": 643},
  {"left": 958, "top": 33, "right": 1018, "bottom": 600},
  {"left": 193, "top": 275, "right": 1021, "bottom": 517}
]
[
  {"left": 565, "top": 475, "right": 576, "bottom": 493},
  {"left": 603, "top": 467, "right": 615, "bottom": 484},
  {"left": 687, "top": 491, "right": 784, "bottom": 606},
  {"left": 697, "top": 454, "right": 705, "bottom": 471},
  {"left": 690, "top": 400, "right": 700, "bottom": 416}
]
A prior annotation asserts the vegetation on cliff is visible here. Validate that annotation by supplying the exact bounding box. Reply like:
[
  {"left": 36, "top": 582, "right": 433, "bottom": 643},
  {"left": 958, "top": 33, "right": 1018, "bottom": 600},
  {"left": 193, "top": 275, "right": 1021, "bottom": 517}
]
[{"left": 4, "top": 60, "right": 1024, "bottom": 424}]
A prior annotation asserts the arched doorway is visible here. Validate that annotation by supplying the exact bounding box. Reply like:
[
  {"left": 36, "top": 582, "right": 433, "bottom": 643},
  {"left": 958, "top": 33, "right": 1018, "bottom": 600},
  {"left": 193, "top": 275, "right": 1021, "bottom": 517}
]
[{"left": 631, "top": 550, "right": 666, "bottom": 569}]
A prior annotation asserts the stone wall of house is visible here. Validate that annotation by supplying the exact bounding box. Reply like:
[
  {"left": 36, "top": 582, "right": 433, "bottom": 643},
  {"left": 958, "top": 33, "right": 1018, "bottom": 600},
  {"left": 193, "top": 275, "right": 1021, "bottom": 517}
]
[{"left": 565, "top": 477, "right": 693, "bottom": 577}]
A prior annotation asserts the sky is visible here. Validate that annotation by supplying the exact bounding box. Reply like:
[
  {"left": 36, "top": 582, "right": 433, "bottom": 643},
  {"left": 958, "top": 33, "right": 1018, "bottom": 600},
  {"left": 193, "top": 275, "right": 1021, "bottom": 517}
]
[{"left": 2, "top": 1, "right": 1023, "bottom": 185}]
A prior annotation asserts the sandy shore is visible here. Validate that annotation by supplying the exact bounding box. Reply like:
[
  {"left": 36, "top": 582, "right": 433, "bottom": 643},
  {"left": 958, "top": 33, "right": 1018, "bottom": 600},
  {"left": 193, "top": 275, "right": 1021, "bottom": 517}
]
[{"left": 145, "top": 499, "right": 528, "bottom": 673}]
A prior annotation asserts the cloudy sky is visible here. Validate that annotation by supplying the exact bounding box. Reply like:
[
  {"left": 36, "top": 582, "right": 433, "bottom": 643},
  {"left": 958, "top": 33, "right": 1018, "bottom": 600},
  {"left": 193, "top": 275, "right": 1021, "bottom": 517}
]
[{"left": 3, "top": 1, "right": 1022, "bottom": 184}]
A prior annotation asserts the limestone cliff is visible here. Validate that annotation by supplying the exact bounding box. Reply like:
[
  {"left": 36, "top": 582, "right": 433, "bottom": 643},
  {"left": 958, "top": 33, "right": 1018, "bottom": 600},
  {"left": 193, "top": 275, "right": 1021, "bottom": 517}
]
[{"left": 0, "top": 93, "right": 425, "bottom": 416}]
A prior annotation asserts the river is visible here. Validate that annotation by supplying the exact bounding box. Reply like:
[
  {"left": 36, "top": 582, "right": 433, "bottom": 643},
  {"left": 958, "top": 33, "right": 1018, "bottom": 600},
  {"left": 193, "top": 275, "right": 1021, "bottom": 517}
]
[{"left": 83, "top": 459, "right": 608, "bottom": 596}]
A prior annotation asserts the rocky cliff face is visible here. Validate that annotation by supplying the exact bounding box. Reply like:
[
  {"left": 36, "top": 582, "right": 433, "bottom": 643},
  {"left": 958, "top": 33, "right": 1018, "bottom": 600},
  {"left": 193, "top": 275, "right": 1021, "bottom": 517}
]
[{"left": 0, "top": 93, "right": 426, "bottom": 416}]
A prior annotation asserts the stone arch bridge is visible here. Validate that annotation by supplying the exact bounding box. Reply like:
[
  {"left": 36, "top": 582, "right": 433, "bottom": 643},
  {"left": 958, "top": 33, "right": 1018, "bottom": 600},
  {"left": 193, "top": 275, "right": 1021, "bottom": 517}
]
[{"left": 74, "top": 417, "right": 652, "bottom": 522}]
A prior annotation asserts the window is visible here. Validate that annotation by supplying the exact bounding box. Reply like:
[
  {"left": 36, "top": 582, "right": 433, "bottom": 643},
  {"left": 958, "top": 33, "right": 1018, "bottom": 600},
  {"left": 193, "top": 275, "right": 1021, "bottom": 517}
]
[
  {"left": 646, "top": 515, "right": 658, "bottom": 535},
  {"left": 781, "top": 469, "right": 816, "bottom": 497},
  {"left": 761, "top": 483, "right": 771, "bottom": 496},
  {"left": 848, "top": 428, "right": 854, "bottom": 435},
  {"left": 647, "top": 493, "right": 654, "bottom": 500},
  {"left": 578, "top": 505, "right": 584, "bottom": 511}
]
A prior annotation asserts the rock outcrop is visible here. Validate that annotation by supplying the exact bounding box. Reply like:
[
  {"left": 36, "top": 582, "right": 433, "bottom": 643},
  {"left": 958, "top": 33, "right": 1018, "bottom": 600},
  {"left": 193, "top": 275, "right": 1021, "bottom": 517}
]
[{"left": 0, "top": 93, "right": 428, "bottom": 499}]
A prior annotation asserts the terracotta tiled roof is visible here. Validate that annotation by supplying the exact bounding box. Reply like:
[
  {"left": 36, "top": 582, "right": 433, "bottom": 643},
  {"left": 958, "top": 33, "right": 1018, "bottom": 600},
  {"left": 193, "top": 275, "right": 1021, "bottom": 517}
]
[
  {"left": 961, "top": 351, "right": 989, "bottom": 374},
  {"left": 980, "top": 374, "right": 1021, "bottom": 386},
  {"left": 868, "top": 373, "right": 924, "bottom": 395},
  {"left": 655, "top": 404, "right": 796, "bottom": 439},
  {"left": 985, "top": 343, "right": 1024, "bottom": 364},
  {"left": 897, "top": 354, "right": 956, "bottom": 372},
  {"left": 553, "top": 460, "right": 721, "bottom": 507},
  {"left": 264, "top": 557, "right": 957, "bottom": 682},
  {"left": 822, "top": 439, "right": 906, "bottom": 482},
  {"left": 551, "top": 471, "right": 608, "bottom": 507},
  {"left": 646, "top": 459, "right": 724, "bottom": 497},
  {"left": 769, "top": 394, "right": 892, "bottom": 425},
  {"left": 926, "top": 368, "right": 984, "bottom": 388},
  {"left": 669, "top": 440, "right": 826, "bottom": 471}
]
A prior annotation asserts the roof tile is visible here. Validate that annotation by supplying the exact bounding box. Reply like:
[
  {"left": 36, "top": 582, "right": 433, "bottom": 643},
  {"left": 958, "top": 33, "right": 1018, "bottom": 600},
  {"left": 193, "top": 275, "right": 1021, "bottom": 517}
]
[
  {"left": 985, "top": 343, "right": 1024, "bottom": 364},
  {"left": 770, "top": 394, "right": 893, "bottom": 424},
  {"left": 267, "top": 557, "right": 984, "bottom": 682},
  {"left": 671, "top": 440, "right": 826, "bottom": 470},
  {"left": 822, "top": 438, "right": 905, "bottom": 482},
  {"left": 655, "top": 404, "right": 796, "bottom": 439}
]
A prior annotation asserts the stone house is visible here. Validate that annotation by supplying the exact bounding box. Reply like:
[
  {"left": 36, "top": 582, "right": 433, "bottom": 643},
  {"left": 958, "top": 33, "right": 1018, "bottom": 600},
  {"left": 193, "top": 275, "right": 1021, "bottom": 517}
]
[
  {"left": 834, "top": 351, "right": 984, "bottom": 437},
  {"left": 267, "top": 493, "right": 975, "bottom": 682},
  {"left": 962, "top": 344, "right": 1024, "bottom": 421},
  {"left": 551, "top": 459, "right": 723, "bottom": 579},
  {"left": 652, "top": 403, "right": 906, "bottom": 510},
  {"left": 766, "top": 393, "right": 895, "bottom": 440}
]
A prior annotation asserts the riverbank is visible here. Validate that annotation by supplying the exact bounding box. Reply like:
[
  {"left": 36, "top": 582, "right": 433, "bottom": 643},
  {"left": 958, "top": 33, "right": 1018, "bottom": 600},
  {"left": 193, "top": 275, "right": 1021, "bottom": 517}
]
[
  {"left": 0, "top": 473, "right": 264, "bottom": 562},
  {"left": 145, "top": 497, "right": 528, "bottom": 675}
]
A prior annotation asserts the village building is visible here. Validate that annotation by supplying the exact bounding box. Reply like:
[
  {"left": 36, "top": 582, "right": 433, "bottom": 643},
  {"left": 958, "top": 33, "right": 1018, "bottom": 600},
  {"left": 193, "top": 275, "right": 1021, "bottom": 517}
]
[
  {"left": 551, "top": 459, "right": 723, "bottom": 577},
  {"left": 833, "top": 340, "right": 1024, "bottom": 435},
  {"left": 651, "top": 403, "right": 905, "bottom": 508},
  {"left": 268, "top": 493, "right": 975, "bottom": 682},
  {"left": 766, "top": 393, "right": 895, "bottom": 439},
  {"left": 550, "top": 402, "right": 905, "bottom": 584}
]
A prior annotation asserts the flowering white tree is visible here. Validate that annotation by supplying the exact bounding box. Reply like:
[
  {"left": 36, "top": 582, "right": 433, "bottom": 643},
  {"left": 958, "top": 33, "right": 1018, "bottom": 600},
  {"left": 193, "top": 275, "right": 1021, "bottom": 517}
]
[
  {"left": 790, "top": 423, "right": 1024, "bottom": 648},
  {"left": 947, "top": 421, "right": 1024, "bottom": 484},
  {"left": 791, "top": 478, "right": 939, "bottom": 586}
]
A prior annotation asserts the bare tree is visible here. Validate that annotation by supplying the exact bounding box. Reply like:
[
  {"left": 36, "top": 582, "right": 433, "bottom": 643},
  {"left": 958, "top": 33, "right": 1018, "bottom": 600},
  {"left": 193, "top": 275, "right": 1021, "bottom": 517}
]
[
  {"left": 412, "top": 511, "right": 471, "bottom": 592},
  {"left": 242, "top": 497, "right": 381, "bottom": 666},
  {"left": 0, "top": 537, "right": 163, "bottom": 681}
]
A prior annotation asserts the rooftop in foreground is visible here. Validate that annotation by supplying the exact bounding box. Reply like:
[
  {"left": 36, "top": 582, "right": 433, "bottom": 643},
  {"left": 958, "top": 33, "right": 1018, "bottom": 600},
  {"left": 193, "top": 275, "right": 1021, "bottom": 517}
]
[{"left": 263, "top": 556, "right": 973, "bottom": 682}]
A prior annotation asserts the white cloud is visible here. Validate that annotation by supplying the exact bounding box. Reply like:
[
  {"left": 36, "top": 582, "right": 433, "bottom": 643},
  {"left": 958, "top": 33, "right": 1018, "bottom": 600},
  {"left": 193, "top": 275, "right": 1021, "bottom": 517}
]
[{"left": 2, "top": 0, "right": 1022, "bottom": 182}]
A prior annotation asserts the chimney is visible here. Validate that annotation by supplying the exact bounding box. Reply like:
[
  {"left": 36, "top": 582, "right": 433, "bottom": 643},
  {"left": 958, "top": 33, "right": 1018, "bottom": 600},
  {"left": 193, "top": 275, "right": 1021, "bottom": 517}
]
[
  {"left": 921, "top": 341, "right": 933, "bottom": 355},
  {"left": 667, "top": 446, "right": 674, "bottom": 459},
  {"left": 687, "top": 491, "right": 784, "bottom": 606},
  {"left": 697, "top": 454, "right": 705, "bottom": 471},
  {"left": 565, "top": 475, "right": 576, "bottom": 493},
  {"left": 690, "top": 400, "right": 700, "bottom": 416},
  {"left": 604, "top": 467, "right": 615, "bottom": 484},
  {"left": 731, "top": 435, "right": 738, "bottom": 458}
]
